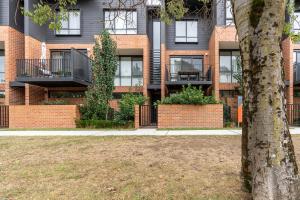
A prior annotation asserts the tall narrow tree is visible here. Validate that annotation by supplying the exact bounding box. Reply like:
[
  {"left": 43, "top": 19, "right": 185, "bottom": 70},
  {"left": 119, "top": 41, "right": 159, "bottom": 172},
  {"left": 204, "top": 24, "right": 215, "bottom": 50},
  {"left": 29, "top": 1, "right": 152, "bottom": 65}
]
[
  {"left": 232, "top": 0, "right": 299, "bottom": 198},
  {"left": 83, "top": 30, "right": 118, "bottom": 120}
]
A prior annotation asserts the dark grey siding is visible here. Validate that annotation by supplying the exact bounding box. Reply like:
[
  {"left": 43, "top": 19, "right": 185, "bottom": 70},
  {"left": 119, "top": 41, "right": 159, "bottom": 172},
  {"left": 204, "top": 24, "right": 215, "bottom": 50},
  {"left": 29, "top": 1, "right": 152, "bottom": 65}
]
[
  {"left": 9, "top": 0, "right": 24, "bottom": 32},
  {"left": 166, "top": 17, "right": 212, "bottom": 50},
  {"left": 24, "top": 0, "right": 47, "bottom": 41},
  {"left": 0, "top": 0, "right": 9, "bottom": 25},
  {"left": 216, "top": 0, "right": 226, "bottom": 26},
  {"left": 46, "top": 0, "right": 147, "bottom": 44}
]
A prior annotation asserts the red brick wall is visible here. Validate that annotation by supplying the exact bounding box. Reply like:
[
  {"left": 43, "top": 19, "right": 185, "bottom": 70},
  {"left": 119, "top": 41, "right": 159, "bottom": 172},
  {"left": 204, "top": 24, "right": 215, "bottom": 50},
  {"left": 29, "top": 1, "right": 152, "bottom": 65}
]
[
  {"left": 25, "top": 84, "right": 45, "bottom": 105},
  {"left": 157, "top": 104, "right": 223, "bottom": 129},
  {"left": 9, "top": 105, "right": 80, "bottom": 129},
  {"left": 134, "top": 105, "right": 140, "bottom": 129}
]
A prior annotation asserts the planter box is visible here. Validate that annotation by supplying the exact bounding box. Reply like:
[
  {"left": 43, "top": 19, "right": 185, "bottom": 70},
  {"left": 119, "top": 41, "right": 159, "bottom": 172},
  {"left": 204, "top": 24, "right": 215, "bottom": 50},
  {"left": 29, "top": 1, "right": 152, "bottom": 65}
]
[
  {"left": 158, "top": 104, "right": 223, "bottom": 129},
  {"left": 9, "top": 105, "right": 80, "bottom": 129}
]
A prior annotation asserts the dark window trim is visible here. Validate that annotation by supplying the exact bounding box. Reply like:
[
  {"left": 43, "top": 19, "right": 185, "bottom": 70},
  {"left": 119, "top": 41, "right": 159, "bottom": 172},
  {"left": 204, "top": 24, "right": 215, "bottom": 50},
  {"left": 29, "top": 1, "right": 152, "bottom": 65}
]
[
  {"left": 175, "top": 19, "right": 198, "bottom": 44},
  {"left": 55, "top": 9, "right": 81, "bottom": 36},
  {"left": 115, "top": 56, "right": 143, "bottom": 86},
  {"left": 219, "top": 50, "right": 240, "bottom": 83},
  {"left": 104, "top": 9, "right": 138, "bottom": 35}
]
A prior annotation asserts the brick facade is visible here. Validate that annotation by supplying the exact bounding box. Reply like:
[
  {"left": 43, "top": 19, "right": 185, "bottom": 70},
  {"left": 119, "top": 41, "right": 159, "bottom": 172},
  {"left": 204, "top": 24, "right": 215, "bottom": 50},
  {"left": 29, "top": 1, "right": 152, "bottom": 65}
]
[
  {"left": 9, "top": 105, "right": 80, "bottom": 129},
  {"left": 157, "top": 104, "right": 223, "bottom": 129}
]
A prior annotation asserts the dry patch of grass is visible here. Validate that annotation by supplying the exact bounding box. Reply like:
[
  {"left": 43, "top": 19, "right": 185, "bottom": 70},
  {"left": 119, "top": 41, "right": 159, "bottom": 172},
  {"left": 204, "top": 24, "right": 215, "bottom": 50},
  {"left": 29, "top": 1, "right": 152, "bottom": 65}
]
[{"left": 2, "top": 135, "right": 299, "bottom": 199}]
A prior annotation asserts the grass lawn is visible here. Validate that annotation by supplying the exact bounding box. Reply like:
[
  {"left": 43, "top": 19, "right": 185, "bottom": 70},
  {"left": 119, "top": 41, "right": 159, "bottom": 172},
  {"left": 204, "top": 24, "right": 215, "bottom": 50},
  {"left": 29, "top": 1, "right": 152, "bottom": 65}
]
[{"left": 2, "top": 136, "right": 300, "bottom": 200}]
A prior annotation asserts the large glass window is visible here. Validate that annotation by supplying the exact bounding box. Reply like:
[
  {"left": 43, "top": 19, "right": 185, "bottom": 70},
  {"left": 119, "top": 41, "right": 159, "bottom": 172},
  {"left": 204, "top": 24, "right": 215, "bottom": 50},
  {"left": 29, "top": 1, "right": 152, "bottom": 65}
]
[
  {"left": 105, "top": 10, "right": 137, "bottom": 34},
  {"left": 0, "top": 50, "right": 5, "bottom": 83},
  {"left": 294, "top": 51, "right": 300, "bottom": 82},
  {"left": 220, "top": 50, "right": 240, "bottom": 83},
  {"left": 294, "top": 11, "right": 300, "bottom": 33},
  {"left": 56, "top": 10, "right": 81, "bottom": 35},
  {"left": 115, "top": 57, "right": 143, "bottom": 86},
  {"left": 226, "top": 0, "right": 233, "bottom": 25},
  {"left": 175, "top": 20, "right": 198, "bottom": 43},
  {"left": 170, "top": 56, "right": 203, "bottom": 81}
]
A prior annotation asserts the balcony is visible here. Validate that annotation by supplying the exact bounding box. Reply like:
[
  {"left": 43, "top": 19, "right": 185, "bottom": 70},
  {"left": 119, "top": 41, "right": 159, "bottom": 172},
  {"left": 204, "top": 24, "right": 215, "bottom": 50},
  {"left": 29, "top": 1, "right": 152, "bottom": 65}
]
[
  {"left": 165, "top": 65, "right": 212, "bottom": 86},
  {"left": 16, "top": 49, "right": 91, "bottom": 87}
]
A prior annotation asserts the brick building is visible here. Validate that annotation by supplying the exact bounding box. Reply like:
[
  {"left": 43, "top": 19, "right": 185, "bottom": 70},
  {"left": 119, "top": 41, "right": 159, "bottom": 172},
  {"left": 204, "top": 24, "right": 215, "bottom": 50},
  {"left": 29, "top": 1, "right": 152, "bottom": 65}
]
[{"left": 0, "top": 0, "right": 297, "bottom": 124}]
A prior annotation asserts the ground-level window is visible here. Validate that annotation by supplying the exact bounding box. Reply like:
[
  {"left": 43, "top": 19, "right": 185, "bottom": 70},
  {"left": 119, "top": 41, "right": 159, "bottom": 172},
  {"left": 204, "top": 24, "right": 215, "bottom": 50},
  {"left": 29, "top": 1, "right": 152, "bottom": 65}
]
[
  {"left": 219, "top": 50, "right": 240, "bottom": 83},
  {"left": 294, "top": 51, "right": 300, "bottom": 82},
  {"left": 114, "top": 56, "right": 143, "bottom": 86},
  {"left": 0, "top": 50, "right": 5, "bottom": 83},
  {"left": 48, "top": 91, "right": 85, "bottom": 98}
]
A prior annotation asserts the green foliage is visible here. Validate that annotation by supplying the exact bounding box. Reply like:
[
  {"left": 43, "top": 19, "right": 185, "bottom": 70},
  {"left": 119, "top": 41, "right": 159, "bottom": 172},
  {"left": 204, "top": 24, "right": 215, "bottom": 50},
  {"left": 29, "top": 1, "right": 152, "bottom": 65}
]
[
  {"left": 81, "top": 30, "right": 118, "bottom": 120},
  {"left": 22, "top": 0, "right": 77, "bottom": 31},
  {"left": 233, "top": 56, "right": 243, "bottom": 94},
  {"left": 157, "top": 85, "right": 217, "bottom": 105},
  {"left": 43, "top": 100, "right": 70, "bottom": 105},
  {"left": 115, "top": 93, "right": 147, "bottom": 122},
  {"left": 76, "top": 119, "right": 133, "bottom": 129},
  {"left": 160, "top": 0, "right": 188, "bottom": 24}
]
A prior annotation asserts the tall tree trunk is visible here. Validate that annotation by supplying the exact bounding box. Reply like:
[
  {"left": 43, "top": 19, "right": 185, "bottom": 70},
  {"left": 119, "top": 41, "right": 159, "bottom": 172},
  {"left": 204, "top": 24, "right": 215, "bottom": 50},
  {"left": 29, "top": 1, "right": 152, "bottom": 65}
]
[{"left": 232, "top": 0, "right": 300, "bottom": 199}]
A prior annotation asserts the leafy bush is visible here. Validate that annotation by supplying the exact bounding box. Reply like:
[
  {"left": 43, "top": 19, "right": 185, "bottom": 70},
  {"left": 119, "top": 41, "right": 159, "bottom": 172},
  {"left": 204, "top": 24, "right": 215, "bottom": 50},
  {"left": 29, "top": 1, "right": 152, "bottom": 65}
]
[
  {"left": 76, "top": 119, "right": 133, "bottom": 129},
  {"left": 80, "top": 105, "right": 114, "bottom": 120},
  {"left": 157, "top": 85, "right": 217, "bottom": 105},
  {"left": 115, "top": 93, "right": 147, "bottom": 122},
  {"left": 43, "top": 100, "right": 70, "bottom": 105}
]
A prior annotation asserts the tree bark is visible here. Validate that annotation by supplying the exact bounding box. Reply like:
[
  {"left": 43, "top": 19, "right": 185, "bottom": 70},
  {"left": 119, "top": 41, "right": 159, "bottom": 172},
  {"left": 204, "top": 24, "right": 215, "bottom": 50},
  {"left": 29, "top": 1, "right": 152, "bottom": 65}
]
[{"left": 232, "top": 0, "right": 300, "bottom": 199}]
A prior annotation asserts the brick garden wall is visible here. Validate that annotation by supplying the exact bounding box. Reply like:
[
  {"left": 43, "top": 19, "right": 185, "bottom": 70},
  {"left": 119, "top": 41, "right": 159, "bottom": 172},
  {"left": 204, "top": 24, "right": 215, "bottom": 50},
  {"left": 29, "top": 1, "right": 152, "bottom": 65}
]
[
  {"left": 157, "top": 104, "right": 223, "bottom": 129},
  {"left": 9, "top": 105, "right": 80, "bottom": 129}
]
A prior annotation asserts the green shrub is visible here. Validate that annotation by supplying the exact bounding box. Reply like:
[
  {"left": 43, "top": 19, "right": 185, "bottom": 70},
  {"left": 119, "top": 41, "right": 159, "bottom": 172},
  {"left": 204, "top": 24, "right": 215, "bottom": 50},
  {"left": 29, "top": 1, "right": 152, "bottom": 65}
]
[
  {"left": 76, "top": 119, "right": 133, "bottom": 129},
  {"left": 157, "top": 85, "right": 217, "bottom": 105},
  {"left": 80, "top": 105, "right": 115, "bottom": 120},
  {"left": 43, "top": 100, "right": 70, "bottom": 105},
  {"left": 115, "top": 93, "right": 147, "bottom": 122}
]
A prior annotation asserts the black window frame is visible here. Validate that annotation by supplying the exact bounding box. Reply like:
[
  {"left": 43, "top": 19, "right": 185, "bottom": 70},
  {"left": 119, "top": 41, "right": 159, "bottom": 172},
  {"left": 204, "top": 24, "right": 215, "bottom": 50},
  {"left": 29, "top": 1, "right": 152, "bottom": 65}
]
[
  {"left": 55, "top": 9, "right": 81, "bottom": 36},
  {"left": 0, "top": 50, "right": 5, "bottom": 83},
  {"left": 294, "top": 11, "right": 300, "bottom": 33},
  {"left": 175, "top": 20, "right": 198, "bottom": 43},
  {"left": 225, "top": 0, "right": 234, "bottom": 25},
  {"left": 104, "top": 10, "right": 138, "bottom": 35},
  {"left": 219, "top": 50, "right": 240, "bottom": 83},
  {"left": 114, "top": 56, "right": 143, "bottom": 86}
]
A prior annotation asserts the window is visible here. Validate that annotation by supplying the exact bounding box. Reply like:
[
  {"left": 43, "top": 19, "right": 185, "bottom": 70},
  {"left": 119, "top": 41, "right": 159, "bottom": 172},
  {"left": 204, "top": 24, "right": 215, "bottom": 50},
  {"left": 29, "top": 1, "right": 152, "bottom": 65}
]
[
  {"left": 49, "top": 91, "right": 85, "bottom": 98},
  {"left": 105, "top": 10, "right": 137, "bottom": 34},
  {"left": 0, "top": 91, "right": 5, "bottom": 98},
  {"left": 294, "top": 51, "right": 300, "bottom": 82},
  {"left": 170, "top": 56, "right": 203, "bottom": 81},
  {"left": 175, "top": 20, "right": 198, "bottom": 43},
  {"left": 226, "top": 0, "right": 233, "bottom": 25},
  {"left": 115, "top": 57, "right": 143, "bottom": 86},
  {"left": 220, "top": 50, "right": 240, "bottom": 83},
  {"left": 0, "top": 50, "right": 5, "bottom": 83},
  {"left": 56, "top": 10, "right": 80, "bottom": 35},
  {"left": 294, "top": 11, "right": 300, "bottom": 33},
  {"left": 147, "top": 0, "right": 161, "bottom": 6}
]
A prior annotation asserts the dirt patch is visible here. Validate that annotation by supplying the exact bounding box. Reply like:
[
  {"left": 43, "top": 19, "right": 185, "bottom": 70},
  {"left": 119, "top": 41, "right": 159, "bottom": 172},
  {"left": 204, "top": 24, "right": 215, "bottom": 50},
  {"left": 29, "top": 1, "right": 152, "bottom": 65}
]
[{"left": 1, "top": 135, "right": 299, "bottom": 199}]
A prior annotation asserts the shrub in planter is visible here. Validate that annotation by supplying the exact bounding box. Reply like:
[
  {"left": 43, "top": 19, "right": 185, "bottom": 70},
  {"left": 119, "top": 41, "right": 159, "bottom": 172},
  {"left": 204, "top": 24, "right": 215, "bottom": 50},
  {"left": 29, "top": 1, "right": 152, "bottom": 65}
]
[
  {"left": 115, "top": 93, "right": 147, "bottom": 122},
  {"left": 157, "top": 85, "right": 217, "bottom": 105}
]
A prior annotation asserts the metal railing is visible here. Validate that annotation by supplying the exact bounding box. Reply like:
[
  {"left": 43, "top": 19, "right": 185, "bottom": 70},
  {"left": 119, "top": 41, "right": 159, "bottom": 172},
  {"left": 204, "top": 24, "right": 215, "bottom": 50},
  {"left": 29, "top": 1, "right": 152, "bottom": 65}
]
[
  {"left": 165, "top": 64, "right": 212, "bottom": 82},
  {"left": 16, "top": 48, "right": 91, "bottom": 83}
]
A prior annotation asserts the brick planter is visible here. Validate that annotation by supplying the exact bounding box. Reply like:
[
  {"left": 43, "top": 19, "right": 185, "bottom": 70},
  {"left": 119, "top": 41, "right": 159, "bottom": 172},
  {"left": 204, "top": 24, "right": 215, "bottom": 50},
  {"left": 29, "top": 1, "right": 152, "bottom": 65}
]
[
  {"left": 9, "top": 105, "right": 80, "bottom": 129},
  {"left": 158, "top": 104, "right": 223, "bottom": 129}
]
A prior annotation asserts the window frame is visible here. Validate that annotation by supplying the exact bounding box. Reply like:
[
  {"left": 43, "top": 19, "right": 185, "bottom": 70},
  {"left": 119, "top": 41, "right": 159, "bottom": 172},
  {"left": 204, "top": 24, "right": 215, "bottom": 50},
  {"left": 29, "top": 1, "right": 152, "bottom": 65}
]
[
  {"left": 175, "top": 20, "right": 198, "bottom": 43},
  {"left": 225, "top": 0, "right": 234, "bottom": 25},
  {"left": 104, "top": 10, "right": 138, "bottom": 35},
  {"left": 219, "top": 50, "right": 240, "bottom": 83},
  {"left": 55, "top": 10, "right": 81, "bottom": 36},
  {"left": 114, "top": 56, "right": 143, "bottom": 86},
  {"left": 0, "top": 50, "right": 5, "bottom": 83}
]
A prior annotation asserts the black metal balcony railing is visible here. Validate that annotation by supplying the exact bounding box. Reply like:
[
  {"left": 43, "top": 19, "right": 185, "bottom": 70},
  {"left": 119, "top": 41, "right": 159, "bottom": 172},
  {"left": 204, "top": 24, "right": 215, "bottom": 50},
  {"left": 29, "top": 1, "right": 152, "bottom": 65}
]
[
  {"left": 16, "top": 48, "right": 91, "bottom": 85},
  {"left": 165, "top": 64, "right": 212, "bottom": 83}
]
